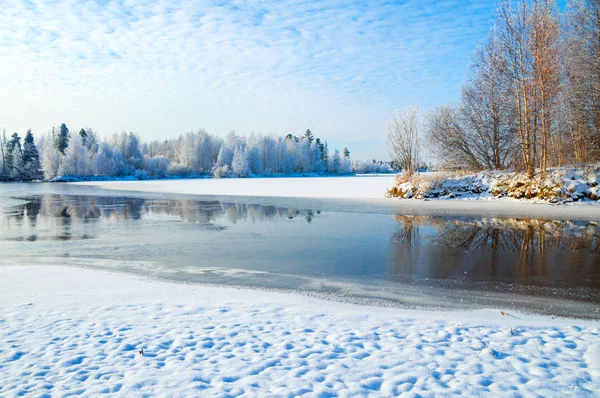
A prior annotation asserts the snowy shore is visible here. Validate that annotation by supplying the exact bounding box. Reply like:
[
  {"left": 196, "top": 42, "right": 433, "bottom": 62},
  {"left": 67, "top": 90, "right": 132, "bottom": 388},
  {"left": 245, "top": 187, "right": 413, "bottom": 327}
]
[
  {"left": 75, "top": 175, "right": 396, "bottom": 199},
  {"left": 75, "top": 176, "right": 600, "bottom": 221},
  {"left": 1, "top": 265, "right": 599, "bottom": 397}
]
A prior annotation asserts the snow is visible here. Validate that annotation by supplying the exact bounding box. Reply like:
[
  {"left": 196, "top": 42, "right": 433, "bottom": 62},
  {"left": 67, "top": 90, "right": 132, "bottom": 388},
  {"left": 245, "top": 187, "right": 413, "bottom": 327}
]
[
  {"left": 75, "top": 175, "right": 397, "bottom": 199},
  {"left": 389, "top": 164, "right": 600, "bottom": 203},
  {"left": 1, "top": 265, "right": 599, "bottom": 397},
  {"left": 73, "top": 176, "right": 600, "bottom": 221}
]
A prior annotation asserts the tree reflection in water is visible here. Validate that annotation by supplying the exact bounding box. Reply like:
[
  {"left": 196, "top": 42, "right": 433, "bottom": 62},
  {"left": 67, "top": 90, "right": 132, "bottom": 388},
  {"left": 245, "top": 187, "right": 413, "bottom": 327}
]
[
  {"left": 1, "top": 195, "right": 321, "bottom": 242},
  {"left": 390, "top": 215, "right": 600, "bottom": 288}
]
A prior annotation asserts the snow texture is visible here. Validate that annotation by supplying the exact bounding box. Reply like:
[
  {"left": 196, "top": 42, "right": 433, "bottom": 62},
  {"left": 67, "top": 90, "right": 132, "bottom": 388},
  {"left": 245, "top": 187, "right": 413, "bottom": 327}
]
[
  {"left": 76, "top": 176, "right": 397, "bottom": 199},
  {"left": 389, "top": 165, "right": 600, "bottom": 203},
  {"left": 1, "top": 266, "right": 599, "bottom": 397}
]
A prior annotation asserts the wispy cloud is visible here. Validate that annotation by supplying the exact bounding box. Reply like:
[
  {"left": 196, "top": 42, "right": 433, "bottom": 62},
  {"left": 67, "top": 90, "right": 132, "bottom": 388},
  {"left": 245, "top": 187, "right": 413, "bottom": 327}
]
[{"left": 0, "top": 0, "right": 495, "bottom": 159}]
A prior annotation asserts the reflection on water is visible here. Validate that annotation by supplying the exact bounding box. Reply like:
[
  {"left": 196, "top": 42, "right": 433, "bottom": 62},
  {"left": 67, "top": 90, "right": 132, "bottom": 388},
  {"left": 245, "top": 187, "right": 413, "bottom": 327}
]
[
  {"left": 1, "top": 195, "right": 320, "bottom": 242},
  {"left": 390, "top": 215, "right": 600, "bottom": 288},
  {"left": 1, "top": 193, "right": 599, "bottom": 302}
]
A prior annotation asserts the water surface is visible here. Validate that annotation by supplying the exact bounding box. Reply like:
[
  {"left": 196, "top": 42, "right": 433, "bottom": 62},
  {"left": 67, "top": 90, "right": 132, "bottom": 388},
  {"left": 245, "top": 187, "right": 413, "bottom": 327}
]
[{"left": 1, "top": 183, "right": 599, "bottom": 318}]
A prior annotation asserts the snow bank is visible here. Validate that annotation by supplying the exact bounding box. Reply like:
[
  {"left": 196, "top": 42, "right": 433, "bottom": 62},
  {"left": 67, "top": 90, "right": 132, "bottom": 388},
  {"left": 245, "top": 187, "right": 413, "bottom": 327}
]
[
  {"left": 1, "top": 265, "right": 598, "bottom": 397},
  {"left": 388, "top": 164, "right": 600, "bottom": 203},
  {"left": 75, "top": 176, "right": 397, "bottom": 199}
]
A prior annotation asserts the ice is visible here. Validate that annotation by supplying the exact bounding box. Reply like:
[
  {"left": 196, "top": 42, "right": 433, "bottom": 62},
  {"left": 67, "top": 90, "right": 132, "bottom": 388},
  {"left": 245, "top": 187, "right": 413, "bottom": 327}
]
[{"left": 75, "top": 175, "right": 396, "bottom": 199}]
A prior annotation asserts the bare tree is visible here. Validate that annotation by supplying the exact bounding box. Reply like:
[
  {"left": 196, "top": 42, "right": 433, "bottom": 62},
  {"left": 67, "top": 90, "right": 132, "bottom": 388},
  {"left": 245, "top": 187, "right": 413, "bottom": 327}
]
[
  {"left": 562, "top": 0, "right": 600, "bottom": 162},
  {"left": 427, "top": 31, "right": 519, "bottom": 171},
  {"left": 426, "top": 104, "right": 483, "bottom": 170},
  {"left": 387, "top": 107, "right": 421, "bottom": 176},
  {"left": 497, "top": 0, "right": 562, "bottom": 176}
]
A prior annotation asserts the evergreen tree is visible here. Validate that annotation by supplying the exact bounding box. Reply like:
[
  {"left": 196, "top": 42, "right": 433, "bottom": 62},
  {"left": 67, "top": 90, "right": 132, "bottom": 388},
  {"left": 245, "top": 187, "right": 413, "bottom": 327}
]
[
  {"left": 231, "top": 143, "right": 249, "bottom": 177},
  {"left": 303, "top": 129, "right": 314, "bottom": 144},
  {"left": 6, "top": 133, "right": 22, "bottom": 178},
  {"left": 0, "top": 129, "right": 7, "bottom": 179},
  {"left": 6, "top": 133, "right": 22, "bottom": 170},
  {"left": 55, "top": 123, "right": 70, "bottom": 154},
  {"left": 22, "top": 130, "right": 42, "bottom": 180},
  {"left": 79, "top": 128, "right": 87, "bottom": 147},
  {"left": 343, "top": 147, "right": 350, "bottom": 158}
]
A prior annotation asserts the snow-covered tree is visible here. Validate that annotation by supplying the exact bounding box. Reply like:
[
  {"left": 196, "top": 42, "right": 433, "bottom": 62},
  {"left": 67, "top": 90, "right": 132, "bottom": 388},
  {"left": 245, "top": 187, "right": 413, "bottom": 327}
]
[
  {"left": 21, "top": 130, "right": 42, "bottom": 180},
  {"left": 0, "top": 129, "right": 8, "bottom": 179},
  {"left": 55, "top": 123, "right": 70, "bottom": 155},
  {"left": 231, "top": 142, "right": 249, "bottom": 177},
  {"left": 41, "top": 133, "right": 61, "bottom": 179},
  {"left": 58, "top": 134, "right": 89, "bottom": 176}
]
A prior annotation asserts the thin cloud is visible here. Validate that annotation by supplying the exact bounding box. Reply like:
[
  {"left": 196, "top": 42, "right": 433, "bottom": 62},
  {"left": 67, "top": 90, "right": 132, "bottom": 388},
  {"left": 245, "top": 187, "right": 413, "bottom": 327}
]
[{"left": 0, "top": 0, "right": 495, "bottom": 159}]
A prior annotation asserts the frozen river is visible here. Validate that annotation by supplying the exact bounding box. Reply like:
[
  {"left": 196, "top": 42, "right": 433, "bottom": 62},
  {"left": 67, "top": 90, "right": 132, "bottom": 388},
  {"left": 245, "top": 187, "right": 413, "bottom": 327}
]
[{"left": 1, "top": 182, "right": 599, "bottom": 318}]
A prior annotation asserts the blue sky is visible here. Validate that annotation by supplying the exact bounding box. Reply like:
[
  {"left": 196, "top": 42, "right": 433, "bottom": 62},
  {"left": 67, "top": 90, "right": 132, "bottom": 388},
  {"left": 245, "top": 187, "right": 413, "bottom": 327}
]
[{"left": 1, "top": 0, "right": 502, "bottom": 160}]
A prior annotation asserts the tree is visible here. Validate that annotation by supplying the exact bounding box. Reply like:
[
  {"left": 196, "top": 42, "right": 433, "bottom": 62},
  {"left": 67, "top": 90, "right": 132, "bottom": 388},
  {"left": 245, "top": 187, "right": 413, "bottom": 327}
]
[
  {"left": 0, "top": 129, "right": 7, "bottom": 179},
  {"left": 343, "top": 147, "right": 350, "bottom": 158},
  {"left": 55, "top": 123, "right": 70, "bottom": 155},
  {"left": 58, "top": 134, "right": 89, "bottom": 176},
  {"left": 231, "top": 143, "right": 249, "bottom": 177},
  {"left": 22, "top": 130, "right": 42, "bottom": 180},
  {"left": 497, "top": 0, "right": 560, "bottom": 176},
  {"left": 303, "top": 129, "right": 314, "bottom": 144},
  {"left": 42, "top": 134, "right": 61, "bottom": 180},
  {"left": 387, "top": 107, "right": 421, "bottom": 176},
  {"left": 5, "top": 133, "right": 23, "bottom": 179},
  {"left": 562, "top": 0, "right": 600, "bottom": 162},
  {"left": 427, "top": 105, "right": 484, "bottom": 170}
]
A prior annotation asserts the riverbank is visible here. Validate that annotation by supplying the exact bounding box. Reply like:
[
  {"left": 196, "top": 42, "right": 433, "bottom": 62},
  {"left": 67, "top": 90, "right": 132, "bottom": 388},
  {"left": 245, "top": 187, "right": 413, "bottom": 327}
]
[
  {"left": 0, "top": 265, "right": 598, "bottom": 396},
  {"left": 74, "top": 176, "right": 600, "bottom": 221},
  {"left": 387, "top": 164, "right": 600, "bottom": 203}
]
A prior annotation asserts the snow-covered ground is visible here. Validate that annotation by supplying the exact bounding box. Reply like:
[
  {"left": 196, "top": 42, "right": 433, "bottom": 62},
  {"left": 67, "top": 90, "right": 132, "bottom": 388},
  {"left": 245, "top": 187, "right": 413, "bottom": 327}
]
[
  {"left": 75, "top": 176, "right": 396, "bottom": 199},
  {"left": 1, "top": 265, "right": 599, "bottom": 397},
  {"left": 74, "top": 175, "right": 600, "bottom": 221},
  {"left": 390, "top": 164, "right": 600, "bottom": 204}
]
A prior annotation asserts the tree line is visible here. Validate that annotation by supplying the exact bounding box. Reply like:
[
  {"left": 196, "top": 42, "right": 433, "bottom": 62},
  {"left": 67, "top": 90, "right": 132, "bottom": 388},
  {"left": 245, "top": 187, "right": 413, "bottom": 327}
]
[
  {"left": 388, "top": 0, "right": 599, "bottom": 177},
  {"left": 0, "top": 125, "right": 392, "bottom": 181}
]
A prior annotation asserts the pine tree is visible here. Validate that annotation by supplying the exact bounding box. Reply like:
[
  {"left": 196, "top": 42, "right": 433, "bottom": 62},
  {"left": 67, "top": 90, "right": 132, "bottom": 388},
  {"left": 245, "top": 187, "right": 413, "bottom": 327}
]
[
  {"left": 231, "top": 143, "right": 249, "bottom": 177},
  {"left": 303, "top": 129, "right": 314, "bottom": 144},
  {"left": 0, "top": 129, "right": 7, "bottom": 179},
  {"left": 79, "top": 128, "right": 87, "bottom": 147},
  {"left": 343, "top": 147, "right": 350, "bottom": 158},
  {"left": 22, "top": 130, "right": 42, "bottom": 180},
  {"left": 55, "top": 123, "right": 70, "bottom": 155},
  {"left": 7, "top": 133, "right": 22, "bottom": 179}
]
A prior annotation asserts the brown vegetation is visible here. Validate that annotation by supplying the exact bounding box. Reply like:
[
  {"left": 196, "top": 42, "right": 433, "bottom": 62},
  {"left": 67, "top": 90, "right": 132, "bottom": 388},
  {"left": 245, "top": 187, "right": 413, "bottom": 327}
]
[{"left": 424, "top": 0, "right": 600, "bottom": 175}]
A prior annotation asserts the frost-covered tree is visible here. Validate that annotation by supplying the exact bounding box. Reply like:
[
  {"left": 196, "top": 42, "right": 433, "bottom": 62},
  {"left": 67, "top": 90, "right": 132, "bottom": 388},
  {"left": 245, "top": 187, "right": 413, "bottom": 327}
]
[
  {"left": 143, "top": 155, "right": 170, "bottom": 178},
  {"left": 231, "top": 142, "right": 249, "bottom": 177},
  {"left": 58, "top": 134, "right": 89, "bottom": 176},
  {"left": 387, "top": 107, "right": 421, "bottom": 176},
  {"left": 0, "top": 129, "right": 8, "bottom": 179},
  {"left": 10, "top": 145, "right": 24, "bottom": 180},
  {"left": 110, "top": 132, "right": 144, "bottom": 171},
  {"left": 303, "top": 129, "right": 314, "bottom": 144},
  {"left": 22, "top": 130, "right": 42, "bottom": 180},
  {"left": 6, "top": 132, "right": 22, "bottom": 177},
  {"left": 55, "top": 123, "right": 70, "bottom": 155},
  {"left": 41, "top": 133, "right": 61, "bottom": 179}
]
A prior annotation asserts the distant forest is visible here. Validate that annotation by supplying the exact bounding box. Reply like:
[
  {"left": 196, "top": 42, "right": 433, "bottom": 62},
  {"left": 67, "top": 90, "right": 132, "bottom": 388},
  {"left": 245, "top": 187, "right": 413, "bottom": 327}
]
[{"left": 0, "top": 126, "right": 392, "bottom": 181}]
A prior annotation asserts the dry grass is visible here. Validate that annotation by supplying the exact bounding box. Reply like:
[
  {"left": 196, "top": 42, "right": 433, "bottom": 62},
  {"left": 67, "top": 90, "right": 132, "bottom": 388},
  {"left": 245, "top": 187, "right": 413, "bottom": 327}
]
[{"left": 387, "top": 165, "right": 600, "bottom": 202}]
